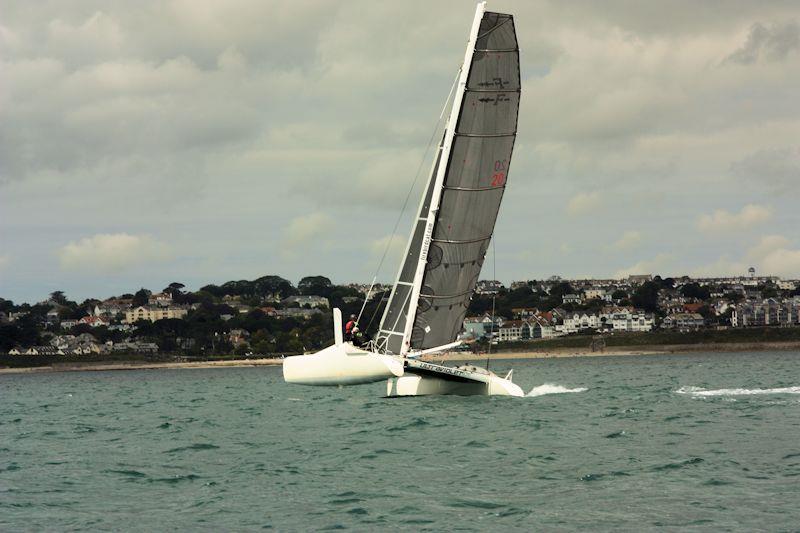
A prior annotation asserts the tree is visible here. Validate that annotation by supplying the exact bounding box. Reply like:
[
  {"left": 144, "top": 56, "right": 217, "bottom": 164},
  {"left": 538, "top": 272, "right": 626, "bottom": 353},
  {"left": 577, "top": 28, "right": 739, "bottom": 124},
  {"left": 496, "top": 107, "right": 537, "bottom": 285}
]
[
  {"left": 298, "top": 276, "right": 333, "bottom": 296},
  {"left": 611, "top": 289, "right": 627, "bottom": 300},
  {"left": 132, "top": 288, "right": 152, "bottom": 307},
  {"left": 632, "top": 281, "right": 660, "bottom": 312},
  {"left": 0, "top": 298, "right": 14, "bottom": 313},
  {"left": 163, "top": 282, "right": 185, "bottom": 298},
  {"left": 680, "top": 283, "right": 710, "bottom": 301},
  {"left": 49, "top": 291, "right": 69, "bottom": 306}
]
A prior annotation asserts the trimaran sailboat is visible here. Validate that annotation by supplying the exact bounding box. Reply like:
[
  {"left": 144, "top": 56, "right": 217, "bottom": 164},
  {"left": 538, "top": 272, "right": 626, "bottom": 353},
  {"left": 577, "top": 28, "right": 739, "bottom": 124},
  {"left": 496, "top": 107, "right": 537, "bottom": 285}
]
[{"left": 284, "top": 2, "right": 523, "bottom": 397}]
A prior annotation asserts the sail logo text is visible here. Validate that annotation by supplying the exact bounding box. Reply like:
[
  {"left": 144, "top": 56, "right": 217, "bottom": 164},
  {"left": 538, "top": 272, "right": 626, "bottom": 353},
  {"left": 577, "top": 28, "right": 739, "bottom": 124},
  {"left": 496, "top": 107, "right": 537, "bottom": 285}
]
[
  {"left": 415, "top": 362, "right": 471, "bottom": 378},
  {"left": 420, "top": 221, "right": 434, "bottom": 261}
]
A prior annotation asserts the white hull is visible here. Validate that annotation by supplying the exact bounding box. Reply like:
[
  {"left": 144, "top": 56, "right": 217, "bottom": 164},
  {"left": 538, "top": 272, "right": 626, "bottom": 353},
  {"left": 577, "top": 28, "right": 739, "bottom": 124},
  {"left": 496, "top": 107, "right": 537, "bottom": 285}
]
[
  {"left": 386, "top": 363, "right": 524, "bottom": 397},
  {"left": 283, "top": 343, "right": 403, "bottom": 386},
  {"left": 283, "top": 341, "right": 524, "bottom": 397}
]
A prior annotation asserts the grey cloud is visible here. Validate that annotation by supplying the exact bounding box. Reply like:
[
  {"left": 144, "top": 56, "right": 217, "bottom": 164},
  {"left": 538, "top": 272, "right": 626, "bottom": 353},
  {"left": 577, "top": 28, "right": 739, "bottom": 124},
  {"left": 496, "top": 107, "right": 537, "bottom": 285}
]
[
  {"left": 731, "top": 147, "right": 800, "bottom": 193},
  {"left": 726, "top": 21, "right": 800, "bottom": 64},
  {"left": 3, "top": 0, "right": 800, "bottom": 302}
]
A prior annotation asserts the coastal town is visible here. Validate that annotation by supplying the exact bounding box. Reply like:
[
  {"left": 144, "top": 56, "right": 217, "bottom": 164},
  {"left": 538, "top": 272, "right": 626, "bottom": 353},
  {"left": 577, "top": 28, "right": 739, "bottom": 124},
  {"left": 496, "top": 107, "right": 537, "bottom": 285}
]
[{"left": 3, "top": 271, "right": 800, "bottom": 360}]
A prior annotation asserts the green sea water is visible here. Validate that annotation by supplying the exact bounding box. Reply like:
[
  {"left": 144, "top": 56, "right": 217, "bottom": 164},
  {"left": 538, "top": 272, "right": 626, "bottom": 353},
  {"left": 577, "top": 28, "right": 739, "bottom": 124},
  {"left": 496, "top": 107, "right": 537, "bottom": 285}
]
[{"left": 1, "top": 351, "right": 799, "bottom": 531}]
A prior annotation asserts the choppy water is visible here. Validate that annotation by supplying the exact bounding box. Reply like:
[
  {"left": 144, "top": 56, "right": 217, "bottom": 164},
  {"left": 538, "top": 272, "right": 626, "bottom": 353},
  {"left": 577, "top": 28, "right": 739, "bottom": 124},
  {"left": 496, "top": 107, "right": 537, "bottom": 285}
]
[{"left": 2, "top": 351, "right": 799, "bottom": 531}]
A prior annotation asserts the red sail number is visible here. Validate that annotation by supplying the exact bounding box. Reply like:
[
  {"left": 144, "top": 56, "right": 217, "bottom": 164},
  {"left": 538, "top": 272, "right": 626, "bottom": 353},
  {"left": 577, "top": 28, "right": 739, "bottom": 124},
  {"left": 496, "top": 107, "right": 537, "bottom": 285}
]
[{"left": 491, "top": 172, "right": 506, "bottom": 186}]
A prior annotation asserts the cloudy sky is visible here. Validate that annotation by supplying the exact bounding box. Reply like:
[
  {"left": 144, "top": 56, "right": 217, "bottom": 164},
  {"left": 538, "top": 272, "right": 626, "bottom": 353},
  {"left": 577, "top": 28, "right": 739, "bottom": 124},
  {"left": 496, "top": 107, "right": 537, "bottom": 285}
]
[{"left": 2, "top": 0, "right": 800, "bottom": 303}]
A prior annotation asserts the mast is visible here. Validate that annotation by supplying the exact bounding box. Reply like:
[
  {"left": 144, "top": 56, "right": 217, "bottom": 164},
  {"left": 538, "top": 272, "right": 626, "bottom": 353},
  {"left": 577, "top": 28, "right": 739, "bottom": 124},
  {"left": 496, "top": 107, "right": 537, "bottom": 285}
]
[{"left": 399, "top": 2, "right": 486, "bottom": 356}]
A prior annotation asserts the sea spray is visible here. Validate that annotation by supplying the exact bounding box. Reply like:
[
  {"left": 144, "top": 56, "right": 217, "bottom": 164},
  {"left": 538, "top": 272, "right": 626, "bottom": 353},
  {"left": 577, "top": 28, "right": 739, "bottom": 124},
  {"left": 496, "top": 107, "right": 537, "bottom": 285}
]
[
  {"left": 526, "top": 383, "right": 588, "bottom": 397},
  {"left": 675, "top": 386, "right": 800, "bottom": 397}
]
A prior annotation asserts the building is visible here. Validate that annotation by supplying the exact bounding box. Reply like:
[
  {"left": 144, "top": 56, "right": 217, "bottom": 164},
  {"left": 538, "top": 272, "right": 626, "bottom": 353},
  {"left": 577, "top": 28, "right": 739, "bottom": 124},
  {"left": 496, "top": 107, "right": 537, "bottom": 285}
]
[
  {"left": 731, "top": 299, "right": 800, "bottom": 327},
  {"left": 583, "top": 288, "right": 611, "bottom": 302},
  {"left": 462, "top": 315, "right": 503, "bottom": 340},
  {"left": 511, "top": 307, "right": 538, "bottom": 319},
  {"left": 475, "top": 280, "right": 503, "bottom": 295},
  {"left": 497, "top": 320, "right": 533, "bottom": 342},
  {"left": 46, "top": 308, "right": 61, "bottom": 325},
  {"left": 148, "top": 292, "right": 174, "bottom": 307},
  {"left": 607, "top": 309, "right": 654, "bottom": 332},
  {"left": 124, "top": 306, "right": 188, "bottom": 324},
  {"left": 562, "top": 294, "right": 582, "bottom": 305},
  {"left": 559, "top": 313, "right": 603, "bottom": 334},
  {"left": 60, "top": 319, "right": 79, "bottom": 329},
  {"left": 282, "top": 295, "right": 330, "bottom": 309},
  {"left": 229, "top": 329, "right": 250, "bottom": 347},
  {"left": 78, "top": 316, "right": 109, "bottom": 328},
  {"left": 24, "top": 346, "right": 65, "bottom": 356},
  {"left": 663, "top": 313, "right": 705, "bottom": 331},
  {"left": 112, "top": 341, "right": 159, "bottom": 354},
  {"left": 274, "top": 308, "right": 323, "bottom": 319}
]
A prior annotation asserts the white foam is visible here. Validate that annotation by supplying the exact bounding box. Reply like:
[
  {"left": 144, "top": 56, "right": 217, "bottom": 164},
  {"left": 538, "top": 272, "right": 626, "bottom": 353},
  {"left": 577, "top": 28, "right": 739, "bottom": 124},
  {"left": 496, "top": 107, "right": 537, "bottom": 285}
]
[
  {"left": 526, "top": 383, "right": 588, "bottom": 397},
  {"left": 676, "top": 386, "right": 800, "bottom": 397}
]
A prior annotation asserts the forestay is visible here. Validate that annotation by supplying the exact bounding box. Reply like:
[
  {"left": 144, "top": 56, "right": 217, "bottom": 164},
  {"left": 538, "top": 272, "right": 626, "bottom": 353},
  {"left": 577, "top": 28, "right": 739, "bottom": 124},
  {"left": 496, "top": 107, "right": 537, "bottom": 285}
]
[{"left": 376, "top": 8, "right": 520, "bottom": 355}]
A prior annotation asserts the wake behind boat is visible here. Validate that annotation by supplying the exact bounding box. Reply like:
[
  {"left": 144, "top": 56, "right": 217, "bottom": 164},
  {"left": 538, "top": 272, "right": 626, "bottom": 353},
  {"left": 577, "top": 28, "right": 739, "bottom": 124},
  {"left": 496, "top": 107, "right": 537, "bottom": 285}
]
[{"left": 284, "top": 2, "right": 523, "bottom": 397}]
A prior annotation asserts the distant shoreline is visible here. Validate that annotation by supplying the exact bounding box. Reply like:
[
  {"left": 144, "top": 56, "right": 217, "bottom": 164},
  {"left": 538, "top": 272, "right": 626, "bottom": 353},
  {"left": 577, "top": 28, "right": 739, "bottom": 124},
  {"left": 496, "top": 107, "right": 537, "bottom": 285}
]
[
  {"left": 2, "top": 341, "right": 799, "bottom": 375},
  {"left": 0, "top": 357, "right": 284, "bottom": 375},
  {"left": 428, "top": 340, "right": 800, "bottom": 362}
]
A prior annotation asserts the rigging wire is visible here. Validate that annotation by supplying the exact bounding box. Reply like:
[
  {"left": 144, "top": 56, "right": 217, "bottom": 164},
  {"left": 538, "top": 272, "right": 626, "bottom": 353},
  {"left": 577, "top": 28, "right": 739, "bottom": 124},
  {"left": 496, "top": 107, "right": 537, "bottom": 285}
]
[
  {"left": 486, "top": 238, "right": 496, "bottom": 372},
  {"left": 362, "top": 67, "right": 461, "bottom": 335}
]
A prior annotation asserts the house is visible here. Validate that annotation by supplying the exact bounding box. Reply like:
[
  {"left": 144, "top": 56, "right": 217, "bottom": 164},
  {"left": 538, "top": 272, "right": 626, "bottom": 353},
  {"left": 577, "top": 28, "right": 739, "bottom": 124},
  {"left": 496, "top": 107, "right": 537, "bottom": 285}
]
[
  {"left": 462, "top": 315, "right": 503, "bottom": 340},
  {"left": 511, "top": 307, "right": 537, "bottom": 319},
  {"left": 8, "top": 347, "right": 22, "bottom": 355},
  {"left": 229, "top": 329, "right": 250, "bottom": 347},
  {"left": 112, "top": 341, "right": 159, "bottom": 354},
  {"left": 497, "top": 320, "right": 533, "bottom": 342},
  {"left": 228, "top": 302, "right": 254, "bottom": 314},
  {"left": 475, "top": 280, "right": 503, "bottom": 295},
  {"left": 148, "top": 292, "right": 174, "bottom": 307},
  {"left": 559, "top": 313, "right": 602, "bottom": 334},
  {"left": 274, "top": 308, "right": 323, "bottom": 319},
  {"left": 731, "top": 299, "right": 800, "bottom": 327},
  {"left": 683, "top": 302, "right": 705, "bottom": 314},
  {"left": 282, "top": 295, "right": 330, "bottom": 309},
  {"left": 603, "top": 308, "right": 654, "bottom": 332},
  {"left": 93, "top": 303, "right": 125, "bottom": 318},
  {"left": 60, "top": 319, "right": 80, "bottom": 329},
  {"left": 7, "top": 311, "right": 28, "bottom": 322},
  {"left": 583, "top": 288, "right": 611, "bottom": 302},
  {"left": 24, "top": 346, "right": 65, "bottom": 356},
  {"left": 562, "top": 294, "right": 582, "bottom": 305},
  {"left": 46, "top": 308, "right": 61, "bottom": 325},
  {"left": 627, "top": 274, "right": 653, "bottom": 285},
  {"left": 124, "top": 306, "right": 188, "bottom": 323},
  {"left": 530, "top": 314, "right": 560, "bottom": 339},
  {"left": 663, "top": 313, "right": 705, "bottom": 331},
  {"left": 78, "top": 315, "right": 109, "bottom": 328},
  {"left": 50, "top": 335, "right": 77, "bottom": 350}
]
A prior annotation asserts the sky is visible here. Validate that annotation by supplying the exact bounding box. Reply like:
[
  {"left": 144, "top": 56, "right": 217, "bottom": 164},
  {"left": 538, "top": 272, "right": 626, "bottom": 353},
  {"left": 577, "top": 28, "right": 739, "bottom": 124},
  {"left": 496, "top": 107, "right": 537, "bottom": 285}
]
[{"left": 2, "top": 0, "right": 800, "bottom": 303}]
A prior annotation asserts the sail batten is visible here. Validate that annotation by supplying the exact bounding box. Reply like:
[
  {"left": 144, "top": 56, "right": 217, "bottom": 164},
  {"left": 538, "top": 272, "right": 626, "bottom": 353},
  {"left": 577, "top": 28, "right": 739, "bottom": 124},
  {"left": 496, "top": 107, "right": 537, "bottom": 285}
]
[{"left": 377, "top": 4, "right": 519, "bottom": 355}]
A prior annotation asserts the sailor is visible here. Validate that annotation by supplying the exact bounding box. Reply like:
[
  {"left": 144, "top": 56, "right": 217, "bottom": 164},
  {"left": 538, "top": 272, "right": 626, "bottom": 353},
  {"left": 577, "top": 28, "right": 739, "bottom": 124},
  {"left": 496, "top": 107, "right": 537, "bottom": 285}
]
[{"left": 344, "top": 315, "right": 357, "bottom": 342}]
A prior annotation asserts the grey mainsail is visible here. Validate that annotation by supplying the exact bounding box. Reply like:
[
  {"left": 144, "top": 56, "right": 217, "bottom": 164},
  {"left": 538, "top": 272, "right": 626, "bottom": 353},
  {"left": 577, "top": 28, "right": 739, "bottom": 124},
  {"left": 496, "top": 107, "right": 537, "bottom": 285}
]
[{"left": 376, "top": 9, "right": 519, "bottom": 354}]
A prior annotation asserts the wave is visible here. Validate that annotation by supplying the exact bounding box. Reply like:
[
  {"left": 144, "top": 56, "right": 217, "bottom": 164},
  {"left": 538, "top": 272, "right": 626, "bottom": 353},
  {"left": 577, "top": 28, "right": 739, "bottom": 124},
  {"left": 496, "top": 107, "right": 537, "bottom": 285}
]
[
  {"left": 527, "top": 383, "right": 588, "bottom": 397},
  {"left": 676, "top": 386, "right": 800, "bottom": 397}
]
